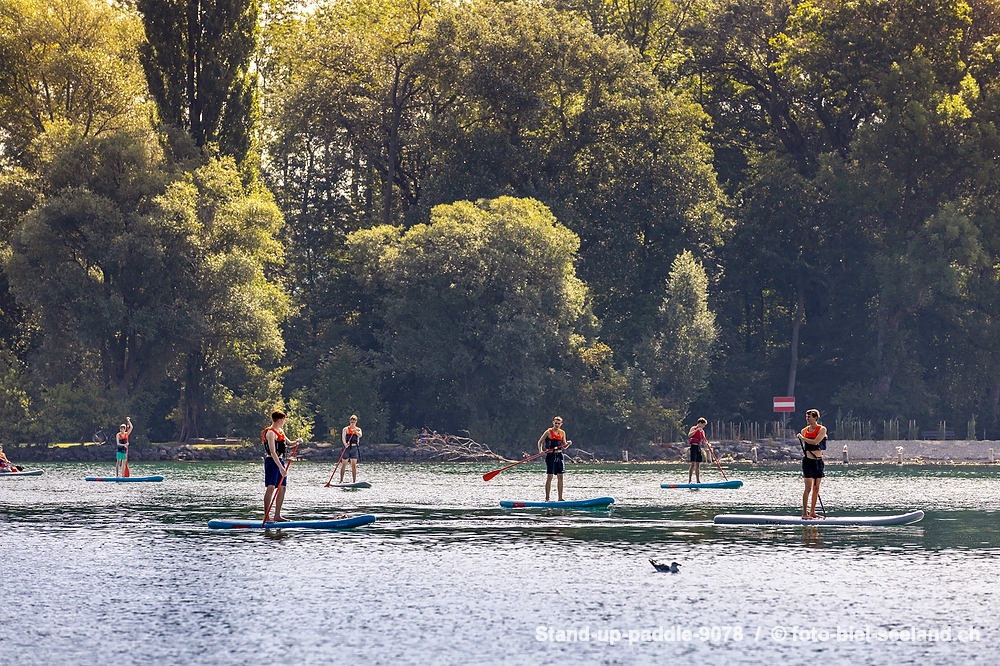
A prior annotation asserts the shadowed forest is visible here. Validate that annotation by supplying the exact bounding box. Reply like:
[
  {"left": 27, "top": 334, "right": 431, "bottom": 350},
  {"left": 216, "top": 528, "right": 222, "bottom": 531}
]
[{"left": 2, "top": 0, "right": 1000, "bottom": 449}]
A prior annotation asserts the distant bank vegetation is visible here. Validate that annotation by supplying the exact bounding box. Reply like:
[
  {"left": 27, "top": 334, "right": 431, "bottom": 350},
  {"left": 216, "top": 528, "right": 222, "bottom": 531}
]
[{"left": 2, "top": 0, "right": 1000, "bottom": 448}]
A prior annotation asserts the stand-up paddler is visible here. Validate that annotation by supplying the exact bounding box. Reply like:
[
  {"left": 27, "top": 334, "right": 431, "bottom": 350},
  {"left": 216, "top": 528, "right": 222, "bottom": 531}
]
[
  {"left": 796, "top": 409, "right": 827, "bottom": 519},
  {"left": 115, "top": 417, "right": 132, "bottom": 477},
  {"left": 340, "top": 414, "right": 362, "bottom": 484},
  {"left": 537, "top": 416, "right": 572, "bottom": 502},
  {"left": 263, "top": 410, "right": 303, "bottom": 522},
  {"left": 687, "top": 417, "right": 709, "bottom": 483}
]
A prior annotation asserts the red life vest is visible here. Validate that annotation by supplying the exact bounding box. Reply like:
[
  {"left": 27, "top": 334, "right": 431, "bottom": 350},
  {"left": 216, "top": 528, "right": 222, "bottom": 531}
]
[
  {"left": 345, "top": 425, "right": 360, "bottom": 445},
  {"left": 262, "top": 427, "right": 286, "bottom": 456}
]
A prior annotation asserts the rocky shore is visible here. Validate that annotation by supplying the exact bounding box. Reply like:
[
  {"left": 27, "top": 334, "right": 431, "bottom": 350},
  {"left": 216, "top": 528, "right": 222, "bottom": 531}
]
[{"left": 8, "top": 439, "right": 999, "bottom": 464}]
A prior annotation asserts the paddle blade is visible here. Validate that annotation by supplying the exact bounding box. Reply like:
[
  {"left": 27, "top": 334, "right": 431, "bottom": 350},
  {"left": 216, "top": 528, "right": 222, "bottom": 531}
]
[
  {"left": 482, "top": 469, "right": 501, "bottom": 482},
  {"left": 123, "top": 459, "right": 130, "bottom": 477}
]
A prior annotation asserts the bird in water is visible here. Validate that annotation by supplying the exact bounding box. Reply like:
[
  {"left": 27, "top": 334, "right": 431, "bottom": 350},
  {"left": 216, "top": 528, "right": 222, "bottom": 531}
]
[{"left": 649, "top": 559, "right": 681, "bottom": 573}]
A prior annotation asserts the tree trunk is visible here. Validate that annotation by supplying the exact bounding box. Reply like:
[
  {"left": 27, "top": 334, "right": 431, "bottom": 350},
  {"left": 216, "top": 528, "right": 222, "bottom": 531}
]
[
  {"left": 787, "top": 277, "right": 804, "bottom": 396},
  {"left": 179, "top": 349, "right": 203, "bottom": 442},
  {"left": 187, "top": 0, "right": 202, "bottom": 144},
  {"left": 383, "top": 69, "right": 402, "bottom": 227}
]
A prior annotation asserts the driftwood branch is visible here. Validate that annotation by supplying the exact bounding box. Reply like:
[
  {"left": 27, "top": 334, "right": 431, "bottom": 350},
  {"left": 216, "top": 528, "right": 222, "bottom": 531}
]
[{"left": 413, "top": 433, "right": 507, "bottom": 462}]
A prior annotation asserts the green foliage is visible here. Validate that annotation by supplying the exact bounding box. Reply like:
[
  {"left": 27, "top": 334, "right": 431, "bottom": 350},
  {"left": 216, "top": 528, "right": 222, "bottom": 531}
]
[
  {"left": 137, "top": 0, "right": 260, "bottom": 167},
  {"left": 347, "top": 196, "right": 596, "bottom": 440},
  {"left": 0, "top": 0, "right": 150, "bottom": 166},
  {"left": 0, "top": 351, "right": 31, "bottom": 444},
  {"left": 643, "top": 250, "right": 718, "bottom": 414},
  {"left": 312, "top": 345, "right": 390, "bottom": 443},
  {"left": 5, "top": 125, "right": 288, "bottom": 441}
]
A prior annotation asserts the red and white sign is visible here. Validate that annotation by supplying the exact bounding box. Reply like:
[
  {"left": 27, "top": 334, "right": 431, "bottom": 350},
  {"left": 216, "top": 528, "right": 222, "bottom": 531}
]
[{"left": 773, "top": 396, "right": 795, "bottom": 412}]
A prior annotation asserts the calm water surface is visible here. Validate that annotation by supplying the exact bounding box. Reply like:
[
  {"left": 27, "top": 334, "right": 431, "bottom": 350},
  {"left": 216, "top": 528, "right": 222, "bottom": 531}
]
[{"left": 1, "top": 461, "right": 998, "bottom": 665}]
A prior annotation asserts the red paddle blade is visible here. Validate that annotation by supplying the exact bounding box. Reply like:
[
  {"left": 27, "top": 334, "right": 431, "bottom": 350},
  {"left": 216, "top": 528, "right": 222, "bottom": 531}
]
[
  {"left": 123, "top": 460, "right": 130, "bottom": 477},
  {"left": 482, "top": 469, "right": 501, "bottom": 482}
]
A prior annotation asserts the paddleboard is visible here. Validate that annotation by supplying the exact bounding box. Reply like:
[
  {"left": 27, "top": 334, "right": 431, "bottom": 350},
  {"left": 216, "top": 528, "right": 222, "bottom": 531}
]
[
  {"left": 208, "top": 515, "right": 377, "bottom": 530},
  {"left": 713, "top": 510, "right": 925, "bottom": 526},
  {"left": 85, "top": 476, "right": 164, "bottom": 483},
  {"left": 327, "top": 481, "right": 372, "bottom": 488},
  {"left": 500, "top": 497, "right": 615, "bottom": 509},
  {"left": 661, "top": 480, "right": 743, "bottom": 489},
  {"left": 0, "top": 470, "right": 43, "bottom": 477}
]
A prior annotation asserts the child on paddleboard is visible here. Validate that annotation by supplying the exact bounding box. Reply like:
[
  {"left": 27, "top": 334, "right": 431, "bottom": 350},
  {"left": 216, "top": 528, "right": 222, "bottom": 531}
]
[
  {"left": 796, "top": 409, "right": 827, "bottom": 519},
  {"left": 537, "top": 416, "right": 571, "bottom": 501},
  {"left": 115, "top": 417, "right": 132, "bottom": 477},
  {"left": 687, "top": 418, "right": 709, "bottom": 483},
  {"left": 340, "top": 415, "right": 362, "bottom": 484},
  {"left": 263, "top": 410, "right": 303, "bottom": 522}
]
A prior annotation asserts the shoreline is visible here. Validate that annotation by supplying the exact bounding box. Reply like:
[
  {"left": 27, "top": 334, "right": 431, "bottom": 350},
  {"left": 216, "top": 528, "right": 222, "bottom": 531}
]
[{"left": 7, "top": 439, "right": 999, "bottom": 464}]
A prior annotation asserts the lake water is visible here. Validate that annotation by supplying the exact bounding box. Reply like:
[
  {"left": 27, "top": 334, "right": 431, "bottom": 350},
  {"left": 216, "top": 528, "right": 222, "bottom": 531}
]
[{"left": 1, "top": 461, "right": 998, "bottom": 665}]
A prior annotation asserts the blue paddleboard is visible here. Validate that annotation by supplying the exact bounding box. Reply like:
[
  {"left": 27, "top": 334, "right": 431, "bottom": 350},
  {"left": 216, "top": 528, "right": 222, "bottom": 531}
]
[
  {"left": 500, "top": 497, "right": 615, "bottom": 509},
  {"left": 85, "top": 476, "right": 164, "bottom": 482},
  {"left": 208, "top": 515, "right": 377, "bottom": 530},
  {"left": 661, "top": 480, "right": 743, "bottom": 489}
]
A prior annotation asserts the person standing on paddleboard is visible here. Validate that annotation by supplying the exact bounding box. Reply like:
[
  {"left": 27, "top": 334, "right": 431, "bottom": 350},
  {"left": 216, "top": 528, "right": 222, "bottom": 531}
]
[
  {"left": 687, "top": 418, "right": 709, "bottom": 483},
  {"left": 796, "top": 409, "right": 827, "bottom": 519},
  {"left": 115, "top": 418, "right": 132, "bottom": 477},
  {"left": 340, "top": 415, "right": 362, "bottom": 484},
  {"left": 263, "top": 410, "right": 302, "bottom": 522},
  {"left": 537, "top": 416, "right": 572, "bottom": 501}
]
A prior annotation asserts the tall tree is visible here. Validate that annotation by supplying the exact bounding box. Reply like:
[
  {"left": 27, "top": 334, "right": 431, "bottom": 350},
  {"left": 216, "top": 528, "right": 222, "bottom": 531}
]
[
  {"left": 642, "top": 250, "right": 717, "bottom": 415},
  {"left": 137, "top": 0, "right": 260, "bottom": 166},
  {"left": 0, "top": 0, "right": 149, "bottom": 166}
]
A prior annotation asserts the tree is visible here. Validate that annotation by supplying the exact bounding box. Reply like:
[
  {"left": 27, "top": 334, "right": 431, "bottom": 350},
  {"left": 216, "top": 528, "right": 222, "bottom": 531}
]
[
  {"left": 6, "top": 127, "right": 289, "bottom": 441},
  {"left": 346, "top": 196, "right": 595, "bottom": 439},
  {"left": 643, "top": 250, "right": 717, "bottom": 415},
  {"left": 137, "top": 0, "right": 260, "bottom": 166},
  {"left": 0, "top": 0, "right": 149, "bottom": 166}
]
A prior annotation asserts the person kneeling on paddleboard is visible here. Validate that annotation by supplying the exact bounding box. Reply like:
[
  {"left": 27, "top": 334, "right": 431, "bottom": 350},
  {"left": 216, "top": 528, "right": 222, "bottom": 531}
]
[
  {"left": 537, "top": 417, "right": 572, "bottom": 502},
  {"left": 340, "top": 415, "right": 362, "bottom": 484},
  {"left": 0, "top": 444, "right": 23, "bottom": 472},
  {"left": 796, "top": 409, "right": 827, "bottom": 519},
  {"left": 263, "top": 411, "right": 303, "bottom": 523}
]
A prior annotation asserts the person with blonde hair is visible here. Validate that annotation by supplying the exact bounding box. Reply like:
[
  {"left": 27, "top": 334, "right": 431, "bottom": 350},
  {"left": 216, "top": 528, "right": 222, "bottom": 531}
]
[
  {"left": 687, "top": 417, "right": 709, "bottom": 483},
  {"left": 115, "top": 417, "right": 132, "bottom": 477}
]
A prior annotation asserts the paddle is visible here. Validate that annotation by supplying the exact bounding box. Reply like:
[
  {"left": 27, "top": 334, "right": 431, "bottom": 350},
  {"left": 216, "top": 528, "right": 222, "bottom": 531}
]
[
  {"left": 324, "top": 445, "right": 348, "bottom": 487},
  {"left": 123, "top": 442, "right": 130, "bottom": 478},
  {"left": 263, "top": 441, "right": 300, "bottom": 526},
  {"left": 482, "top": 448, "right": 555, "bottom": 482},
  {"left": 705, "top": 444, "right": 729, "bottom": 481}
]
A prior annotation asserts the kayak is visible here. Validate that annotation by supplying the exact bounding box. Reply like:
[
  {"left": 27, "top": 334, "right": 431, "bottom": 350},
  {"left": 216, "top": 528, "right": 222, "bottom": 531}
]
[
  {"left": 713, "top": 510, "right": 925, "bottom": 526},
  {"left": 85, "top": 476, "right": 164, "bottom": 483},
  {"left": 208, "top": 515, "right": 377, "bottom": 530},
  {"left": 0, "top": 470, "right": 44, "bottom": 477},
  {"left": 327, "top": 481, "right": 372, "bottom": 488},
  {"left": 661, "top": 480, "right": 743, "bottom": 489},
  {"left": 500, "top": 497, "right": 615, "bottom": 509}
]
